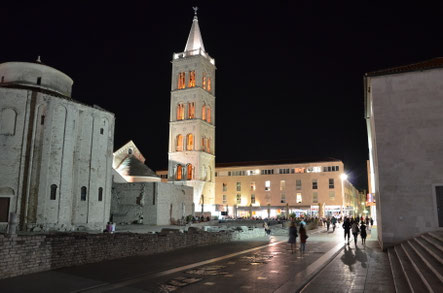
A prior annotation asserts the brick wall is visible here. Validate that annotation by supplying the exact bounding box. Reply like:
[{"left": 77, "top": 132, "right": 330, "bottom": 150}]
[{"left": 0, "top": 228, "right": 265, "bottom": 279}]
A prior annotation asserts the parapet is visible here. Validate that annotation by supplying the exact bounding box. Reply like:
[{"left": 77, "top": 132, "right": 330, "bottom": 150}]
[{"left": 0, "top": 61, "right": 73, "bottom": 98}]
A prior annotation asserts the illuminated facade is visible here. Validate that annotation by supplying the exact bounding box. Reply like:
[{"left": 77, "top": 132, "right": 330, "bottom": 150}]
[
  {"left": 158, "top": 160, "right": 360, "bottom": 218},
  {"left": 167, "top": 11, "right": 216, "bottom": 213}
]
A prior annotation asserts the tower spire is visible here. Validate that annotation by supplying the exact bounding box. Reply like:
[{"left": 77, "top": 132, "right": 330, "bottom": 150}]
[{"left": 184, "top": 7, "right": 206, "bottom": 53}]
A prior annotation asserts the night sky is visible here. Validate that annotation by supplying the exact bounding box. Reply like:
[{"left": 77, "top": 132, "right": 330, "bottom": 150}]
[{"left": 2, "top": 1, "right": 443, "bottom": 190}]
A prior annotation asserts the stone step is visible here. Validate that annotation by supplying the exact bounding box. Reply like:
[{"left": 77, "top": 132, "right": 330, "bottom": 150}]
[
  {"left": 415, "top": 237, "right": 443, "bottom": 265},
  {"left": 421, "top": 234, "right": 443, "bottom": 254},
  {"left": 388, "top": 247, "right": 411, "bottom": 293},
  {"left": 411, "top": 238, "right": 443, "bottom": 280},
  {"left": 394, "top": 245, "right": 427, "bottom": 293},
  {"left": 402, "top": 242, "right": 443, "bottom": 292},
  {"left": 428, "top": 231, "right": 443, "bottom": 243}
]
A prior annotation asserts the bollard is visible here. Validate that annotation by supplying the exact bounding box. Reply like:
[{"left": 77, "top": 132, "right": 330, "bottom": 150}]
[{"left": 7, "top": 212, "right": 18, "bottom": 235}]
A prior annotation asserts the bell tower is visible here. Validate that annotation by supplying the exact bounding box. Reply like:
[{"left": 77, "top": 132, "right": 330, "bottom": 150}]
[{"left": 168, "top": 8, "right": 216, "bottom": 214}]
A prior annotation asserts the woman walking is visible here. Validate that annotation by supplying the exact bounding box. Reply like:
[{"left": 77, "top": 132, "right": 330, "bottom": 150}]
[
  {"left": 360, "top": 221, "right": 367, "bottom": 245},
  {"left": 351, "top": 220, "right": 360, "bottom": 246},
  {"left": 299, "top": 224, "right": 308, "bottom": 255},
  {"left": 288, "top": 221, "right": 298, "bottom": 254}
]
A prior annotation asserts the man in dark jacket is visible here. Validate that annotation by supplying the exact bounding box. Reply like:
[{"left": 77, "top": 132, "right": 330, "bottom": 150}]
[{"left": 342, "top": 217, "right": 351, "bottom": 244}]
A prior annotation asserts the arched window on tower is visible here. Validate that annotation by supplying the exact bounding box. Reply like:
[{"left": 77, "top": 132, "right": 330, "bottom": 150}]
[
  {"left": 176, "top": 165, "right": 183, "bottom": 180},
  {"left": 188, "top": 71, "right": 196, "bottom": 87},
  {"left": 206, "top": 138, "right": 211, "bottom": 153},
  {"left": 187, "top": 164, "right": 193, "bottom": 180},
  {"left": 202, "top": 73, "right": 207, "bottom": 90},
  {"left": 208, "top": 77, "right": 212, "bottom": 91},
  {"left": 81, "top": 186, "right": 87, "bottom": 201},
  {"left": 206, "top": 107, "right": 211, "bottom": 123},
  {"left": 201, "top": 136, "right": 205, "bottom": 151},
  {"left": 176, "top": 134, "right": 183, "bottom": 151},
  {"left": 186, "top": 134, "right": 194, "bottom": 151},
  {"left": 188, "top": 102, "right": 195, "bottom": 119},
  {"left": 202, "top": 105, "right": 206, "bottom": 121},
  {"left": 176, "top": 104, "right": 185, "bottom": 120},
  {"left": 50, "top": 184, "right": 57, "bottom": 200},
  {"left": 178, "top": 72, "right": 186, "bottom": 89},
  {"left": 0, "top": 108, "right": 17, "bottom": 135}
]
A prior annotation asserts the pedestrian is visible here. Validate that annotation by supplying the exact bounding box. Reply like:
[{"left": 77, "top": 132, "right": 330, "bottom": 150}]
[
  {"left": 299, "top": 224, "right": 308, "bottom": 255},
  {"left": 331, "top": 216, "right": 337, "bottom": 232},
  {"left": 360, "top": 221, "right": 367, "bottom": 245},
  {"left": 288, "top": 221, "right": 298, "bottom": 254},
  {"left": 326, "top": 217, "right": 330, "bottom": 231},
  {"left": 351, "top": 220, "right": 360, "bottom": 246},
  {"left": 370, "top": 217, "right": 374, "bottom": 227},
  {"left": 342, "top": 217, "right": 351, "bottom": 245},
  {"left": 264, "top": 221, "right": 271, "bottom": 236}
]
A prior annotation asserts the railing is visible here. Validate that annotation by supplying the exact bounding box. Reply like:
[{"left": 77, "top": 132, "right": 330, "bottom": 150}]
[{"left": 173, "top": 49, "right": 215, "bottom": 65}]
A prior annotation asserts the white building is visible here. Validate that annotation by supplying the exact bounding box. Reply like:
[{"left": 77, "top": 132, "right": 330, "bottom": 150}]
[
  {"left": 0, "top": 60, "right": 115, "bottom": 232},
  {"left": 167, "top": 11, "right": 216, "bottom": 214},
  {"left": 365, "top": 58, "right": 443, "bottom": 249}
]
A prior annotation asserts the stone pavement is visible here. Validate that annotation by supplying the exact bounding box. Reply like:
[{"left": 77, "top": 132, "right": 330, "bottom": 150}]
[{"left": 0, "top": 224, "right": 394, "bottom": 293}]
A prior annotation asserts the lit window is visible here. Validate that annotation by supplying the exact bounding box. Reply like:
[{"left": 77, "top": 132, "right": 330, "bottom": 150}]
[
  {"left": 202, "top": 73, "right": 207, "bottom": 89},
  {"left": 294, "top": 168, "right": 305, "bottom": 174},
  {"left": 206, "top": 107, "right": 211, "bottom": 123},
  {"left": 176, "top": 134, "right": 183, "bottom": 151},
  {"left": 208, "top": 77, "right": 212, "bottom": 91},
  {"left": 265, "top": 180, "right": 271, "bottom": 191},
  {"left": 296, "top": 193, "right": 302, "bottom": 203},
  {"left": 329, "top": 178, "right": 334, "bottom": 189},
  {"left": 280, "top": 180, "right": 285, "bottom": 191},
  {"left": 223, "top": 194, "right": 227, "bottom": 204},
  {"left": 176, "top": 165, "right": 183, "bottom": 180},
  {"left": 329, "top": 191, "right": 335, "bottom": 199},
  {"left": 313, "top": 192, "right": 318, "bottom": 203},
  {"left": 223, "top": 183, "right": 227, "bottom": 192},
  {"left": 187, "top": 164, "right": 193, "bottom": 180},
  {"left": 307, "top": 166, "right": 322, "bottom": 173},
  {"left": 206, "top": 138, "right": 211, "bottom": 153},
  {"left": 236, "top": 182, "right": 241, "bottom": 191},
  {"left": 251, "top": 194, "right": 256, "bottom": 204},
  {"left": 312, "top": 179, "right": 318, "bottom": 190},
  {"left": 201, "top": 136, "right": 206, "bottom": 151},
  {"left": 177, "top": 104, "right": 185, "bottom": 120},
  {"left": 186, "top": 134, "right": 194, "bottom": 150},
  {"left": 296, "top": 179, "right": 302, "bottom": 190},
  {"left": 202, "top": 105, "right": 206, "bottom": 121},
  {"left": 250, "top": 182, "right": 256, "bottom": 191},
  {"left": 188, "top": 71, "right": 196, "bottom": 87},
  {"left": 81, "top": 186, "right": 87, "bottom": 201},
  {"left": 178, "top": 72, "right": 186, "bottom": 89},
  {"left": 50, "top": 184, "right": 57, "bottom": 200},
  {"left": 188, "top": 102, "right": 195, "bottom": 119},
  {"left": 237, "top": 194, "right": 241, "bottom": 204}
]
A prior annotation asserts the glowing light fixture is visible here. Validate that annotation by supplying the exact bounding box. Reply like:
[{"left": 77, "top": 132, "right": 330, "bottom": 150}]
[{"left": 340, "top": 173, "right": 348, "bottom": 181}]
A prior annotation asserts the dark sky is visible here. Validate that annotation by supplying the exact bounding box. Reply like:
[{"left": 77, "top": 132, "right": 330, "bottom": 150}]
[{"left": 2, "top": 1, "right": 443, "bottom": 190}]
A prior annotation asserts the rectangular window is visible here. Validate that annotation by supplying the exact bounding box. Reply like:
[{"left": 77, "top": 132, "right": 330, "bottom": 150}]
[
  {"left": 313, "top": 192, "right": 318, "bottom": 203},
  {"left": 296, "top": 193, "right": 302, "bottom": 203},
  {"left": 100, "top": 128, "right": 104, "bottom": 135},
  {"left": 223, "top": 183, "right": 227, "bottom": 192},
  {"left": 296, "top": 179, "right": 302, "bottom": 190},
  {"left": 281, "top": 194, "right": 286, "bottom": 203},
  {"left": 237, "top": 194, "right": 241, "bottom": 204},
  {"left": 223, "top": 194, "right": 227, "bottom": 204},
  {"left": 0, "top": 197, "right": 10, "bottom": 222},
  {"left": 236, "top": 182, "right": 241, "bottom": 191},
  {"left": 280, "top": 180, "right": 285, "bottom": 191},
  {"left": 81, "top": 186, "right": 87, "bottom": 201},
  {"left": 336, "top": 166, "right": 339, "bottom": 171},
  {"left": 265, "top": 180, "right": 271, "bottom": 191},
  {"left": 41, "top": 115, "right": 45, "bottom": 125},
  {"left": 312, "top": 179, "right": 318, "bottom": 190},
  {"left": 329, "top": 178, "right": 334, "bottom": 189},
  {"left": 329, "top": 191, "right": 335, "bottom": 199},
  {"left": 250, "top": 182, "right": 256, "bottom": 191},
  {"left": 294, "top": 168, "right": 305, "bottom": 173},
  {"left": 251, "top": 194, "right": 256, "bottom": 204}
]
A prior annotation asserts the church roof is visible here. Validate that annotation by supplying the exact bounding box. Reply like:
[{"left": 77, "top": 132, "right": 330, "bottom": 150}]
[
  {"left": 366, "top": 57, "right": 443, "bottom": 77},
  {"left": 184, "top": 12, "right": 206, "bottom": 53},
  {"left": 117, "top": 155, "right": 158, "bottom": 177}
]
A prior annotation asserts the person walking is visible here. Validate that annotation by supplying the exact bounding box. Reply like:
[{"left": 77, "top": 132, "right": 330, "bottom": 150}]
[
  {"left": 331, "top": 216, "right": 337, "bottom": 232},
  {"left": 299, "top": 224, "right": 308, "bottom": 255},
  {"left": 288, "top": 221, "right": 298, "bottom": 254},
  {"left": 326, "top": 217, "right": 331, "bottom": 231},
  {"left": 370, "top": 217, "right": 374, "bottom": 227},
  {"left": 360, "top": 221, "right": 367, "bottom": 245},
  {"left": 351, "top": 220, "right": 360, "bottom": 246},
  {"left": 264, "top": 221, "right": 271, "bottom": 236},
  {"left": 342, "top": 217, "right": 351, "bottom": 245}
]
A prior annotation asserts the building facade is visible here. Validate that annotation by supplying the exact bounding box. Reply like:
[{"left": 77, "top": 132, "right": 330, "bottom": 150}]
[
  {"left": 0, "top": 61, "right": 115, "bottom": 232},
  {"left": 365, "top": 58, "right": 443, "bottom": 249},
  {"left": 167, "top": 11, "right": 216, "bottom": 213}
]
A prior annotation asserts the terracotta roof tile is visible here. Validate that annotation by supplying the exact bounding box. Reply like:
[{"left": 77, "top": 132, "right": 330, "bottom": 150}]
[{"left": 366, "top": 57, "right": 443, "bottom": 77}]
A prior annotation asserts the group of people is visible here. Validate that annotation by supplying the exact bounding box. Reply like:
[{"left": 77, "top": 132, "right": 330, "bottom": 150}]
[
  {"left": 342, "top": 217, "right": 370, "bottom": 246},
  {"left": 287, "top": 222, "right": 308, "bottom": 255}
]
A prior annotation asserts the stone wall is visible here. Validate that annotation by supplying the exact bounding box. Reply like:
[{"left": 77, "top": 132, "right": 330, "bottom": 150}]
[{"left": 0, "top": 228, "right": 264, "bottom": 280}]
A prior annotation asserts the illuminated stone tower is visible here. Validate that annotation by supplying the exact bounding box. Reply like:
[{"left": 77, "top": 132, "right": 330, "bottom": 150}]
[{"left": 168, "top": 8, "right": 216, "bottom": 214}]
